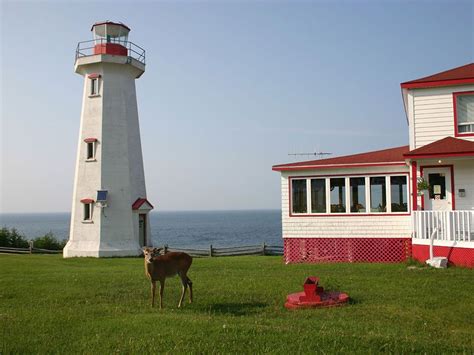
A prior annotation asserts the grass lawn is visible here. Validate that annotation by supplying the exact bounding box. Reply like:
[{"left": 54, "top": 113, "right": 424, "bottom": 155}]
[{"left": 1, "top": 254, "right": 473, "bottom": 354}]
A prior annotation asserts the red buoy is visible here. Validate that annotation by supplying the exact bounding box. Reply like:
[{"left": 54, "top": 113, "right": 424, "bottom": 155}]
[{"left": 285, "top": 276, "right": 349, "bottom": 309}]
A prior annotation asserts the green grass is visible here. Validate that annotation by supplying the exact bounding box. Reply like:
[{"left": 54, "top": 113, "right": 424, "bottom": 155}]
[{"left": 1, "top": 255, "right": 473, "bottom": 354}]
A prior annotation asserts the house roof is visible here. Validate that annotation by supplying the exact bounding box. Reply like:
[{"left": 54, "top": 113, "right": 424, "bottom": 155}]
[
  {"left": 400, "top": 63, "right": 474, "bottom": 89},
  {"left": 404, "top": 137, "right": 474, "bottom": 159},
  {"left": 272, "top": 145, "right": 409, "bottom": 171},
  {"left": 132, "top": 198, "right": 154, "bottom": 210}
]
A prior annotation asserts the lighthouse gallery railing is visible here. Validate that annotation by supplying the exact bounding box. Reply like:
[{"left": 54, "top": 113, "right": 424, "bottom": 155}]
[{"left": 75, "top": 38, "right": 146, "bottom": 65}]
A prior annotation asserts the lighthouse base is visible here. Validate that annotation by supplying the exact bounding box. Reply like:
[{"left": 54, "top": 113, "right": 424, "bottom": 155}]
[{"left": 63, "top": 240, "right": 142, "bottom": 258}]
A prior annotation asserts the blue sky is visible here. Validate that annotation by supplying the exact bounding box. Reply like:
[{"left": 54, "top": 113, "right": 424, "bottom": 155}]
[{"left": 1, "top": 0, "right": 473, "bottom": 213}]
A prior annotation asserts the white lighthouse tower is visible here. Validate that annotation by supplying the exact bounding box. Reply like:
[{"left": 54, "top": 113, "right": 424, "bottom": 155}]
[{"left": 64, "top": 21, "right": 153, "bottom": 258}]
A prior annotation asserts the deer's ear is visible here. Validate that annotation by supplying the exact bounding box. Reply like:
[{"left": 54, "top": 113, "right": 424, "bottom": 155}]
[{"left": 153, "top": 247, "right": 163, "bottom": 255}]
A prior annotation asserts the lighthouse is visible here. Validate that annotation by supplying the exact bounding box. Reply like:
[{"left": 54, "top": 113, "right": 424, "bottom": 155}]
[{"left": 64, "top": 21, "right": 153, "bottom": 257}]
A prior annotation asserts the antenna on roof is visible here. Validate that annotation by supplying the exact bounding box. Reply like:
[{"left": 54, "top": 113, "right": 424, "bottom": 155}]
[{"left": 288, "top": 151, "right": 333, "bottom": 160}]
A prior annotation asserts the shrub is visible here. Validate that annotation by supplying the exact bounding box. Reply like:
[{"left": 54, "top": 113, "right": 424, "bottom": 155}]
[
  {"left": 0, "top": 227, "right": 29, "bottom": 248},
  {"left": 34, "top": 232, "right": 66, "bottom": 250}
]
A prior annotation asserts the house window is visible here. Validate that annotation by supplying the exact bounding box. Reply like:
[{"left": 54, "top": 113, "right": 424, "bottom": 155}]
[
  {"left": 390, "top": 176, "right": 408, "bottom": 212},
  {"left": 291, "top": 179, "right": 307, "bottom": 213},
  {"left": 330, "top": 178, "right": 346, "bottom": 213},
  {"left": 455, "top": 92, "right": 474, "bottom": 134},
  {"left": 90, "top": 78, "right": 99, "bottom": 96},
  {"left": 311, "top": 179, "right": 326, "bottom": 213},
  {"left": 370, "top": 177, "right": 387, "bottom": 213},
  {"left": 350, "top": 177, "right": 366, "bottom": 213},
  {"left": 290, "top": 174, "right": 408, "bottom": 215}
]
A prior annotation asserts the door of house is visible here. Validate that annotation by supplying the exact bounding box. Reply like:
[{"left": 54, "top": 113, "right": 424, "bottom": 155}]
[
  {"left": 139, "top": 214, "right": 147, "bottom": 247},
  {"left": 423, "top": 167, "right": 452, "bottom": 211}
]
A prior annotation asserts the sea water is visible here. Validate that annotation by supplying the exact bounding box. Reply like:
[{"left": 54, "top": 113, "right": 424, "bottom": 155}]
[{"left": 0, "top": 210, "right": 282, "bottom": 248}]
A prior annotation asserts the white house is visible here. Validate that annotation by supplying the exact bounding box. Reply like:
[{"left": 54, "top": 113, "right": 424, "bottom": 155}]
[
  {"left": 64, "top": 22, "right": 153, "bottom": 258},
  {"left": 273, "top": 63, "right": 474, "bottom": 267}
]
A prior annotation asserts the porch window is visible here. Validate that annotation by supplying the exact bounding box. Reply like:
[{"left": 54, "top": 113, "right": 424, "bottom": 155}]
[
  {"left": 291, "top": 179, "right": 307, "bottom": 213},
  {"left": 390, "top": 176, "right": 408, "bottom": 212},
  {"left": 455, "top": 92, "right": 474, "bottom": 134},
  {"left": 289, "top": 174, "right": 408, "bottom": 216},
  {"left": 311, "top": 179, "right": 326, "bottom": 213},
  {"left": 330, "top": 178, "right": 346, "bottom": 213},
  {"left": 350, "top": 177, "right": 366, "bottom": 213},
  {"left": 370, "top": 177, "right": 386, "bottom": 213}
]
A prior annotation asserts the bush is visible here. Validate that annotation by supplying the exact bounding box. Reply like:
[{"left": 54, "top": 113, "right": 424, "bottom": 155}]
[
  {"left": 0, "top": 227, "right": 29, "bottom": 248},
  {"left": 34, "top": 232, "right": 67, "bottom": 250}
]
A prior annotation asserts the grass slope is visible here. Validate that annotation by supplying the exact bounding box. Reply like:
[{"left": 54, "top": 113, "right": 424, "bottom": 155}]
[{"left": 1, "top": 255, "right": 473, "bottom": 353}]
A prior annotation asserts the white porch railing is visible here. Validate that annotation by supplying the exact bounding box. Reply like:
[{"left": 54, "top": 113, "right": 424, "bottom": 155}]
[{"left": 413, "top": 211, "right": 474, "bottom": 242}]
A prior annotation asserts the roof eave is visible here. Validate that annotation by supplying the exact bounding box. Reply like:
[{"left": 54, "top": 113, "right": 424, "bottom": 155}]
[
  {"left": 403, "top": 152, "right": 474, "bottom": 160},
  {"left": 400, "top": 78, "right": 474, "bottom": 89},
  {"left": 272, "top": 161, "right": 408, "bottom": 172}
]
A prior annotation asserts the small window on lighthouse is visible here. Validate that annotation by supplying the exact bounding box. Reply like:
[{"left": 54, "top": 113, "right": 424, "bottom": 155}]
[
  {"left": 86, "top": 142, "right": 95, "bottom": 160},
  {"left": 90, "top": 78, "right": 99, "bottom": 96},
  {"left": 83, "top": 203, "right": 92, "bottom": 221},
  {"left": 84, "top": 138, "right": 97, "bottom": 161}
]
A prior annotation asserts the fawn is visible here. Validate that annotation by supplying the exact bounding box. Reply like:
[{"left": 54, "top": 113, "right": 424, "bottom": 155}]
[{"left": 143, "top": 247, "right": 193, "bottom": 309}]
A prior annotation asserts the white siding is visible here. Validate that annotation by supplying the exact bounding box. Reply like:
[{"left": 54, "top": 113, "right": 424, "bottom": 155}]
[
  {"left": 280, "top": 166, "right": 412, "bottom": 239},
  {"left": 453, "top": 159, "right": 474, "bottom": 211},
  {"left": 411, "top": 85, "right": 474, "bottom": 149}
]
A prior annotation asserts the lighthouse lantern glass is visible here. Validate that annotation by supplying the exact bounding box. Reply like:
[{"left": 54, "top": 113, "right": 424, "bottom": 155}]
[{"left": 93, "top": 23, "right": 129, "bottom": 45}]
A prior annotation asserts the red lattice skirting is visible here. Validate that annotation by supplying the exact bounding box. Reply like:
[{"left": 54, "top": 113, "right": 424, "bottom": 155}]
[
  {"left": 284, "top": 238, "right": 412, "bottom": 264},
  {"left": 412, "top": 244, "right": 474, "bottom": 268}
]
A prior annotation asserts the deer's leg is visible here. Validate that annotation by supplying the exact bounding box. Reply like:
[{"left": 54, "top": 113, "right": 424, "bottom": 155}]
[
  {"left": 151, "top": 281, "right": 156, "bottom": 308},
  {"left": 187, "top": 277, "right": 193, "bottom": 303},
  {"left": 178, "top": 274, "right": 188, "bottom": 308},
  {"left": 159, "top": 279, "right": 165, "bottom": 310}
]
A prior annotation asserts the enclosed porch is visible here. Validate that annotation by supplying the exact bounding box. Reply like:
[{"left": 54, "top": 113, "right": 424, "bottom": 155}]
[{"left": 404, "top": 138, "right": 474, "bottom": 267}]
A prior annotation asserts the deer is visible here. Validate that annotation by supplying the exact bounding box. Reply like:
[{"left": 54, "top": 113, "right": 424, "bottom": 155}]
[{"left": 142, "top": 247, "right": 193, "bottom": 309}]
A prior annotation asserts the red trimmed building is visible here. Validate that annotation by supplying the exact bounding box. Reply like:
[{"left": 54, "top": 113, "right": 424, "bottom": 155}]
[{"left": 273, "top": 63, "right": 474, "bottom": 267}]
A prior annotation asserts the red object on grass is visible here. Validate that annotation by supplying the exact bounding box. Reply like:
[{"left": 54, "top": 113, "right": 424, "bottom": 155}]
[{"left": 285, "top": 276, "right": 349, "bottom": 309}]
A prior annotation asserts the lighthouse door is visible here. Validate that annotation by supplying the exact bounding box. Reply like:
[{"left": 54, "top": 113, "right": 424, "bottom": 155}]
[{"left": 138, "top": 214, "right": 147, "bottom": 247}]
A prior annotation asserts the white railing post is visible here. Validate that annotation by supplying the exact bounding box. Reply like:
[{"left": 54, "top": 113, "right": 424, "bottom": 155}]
[
  {"left": 469, "top": 211, "right": 473, "bottom": 242},
  {"left": 445, "top": 211, "right": 450, "bottom": 241}
]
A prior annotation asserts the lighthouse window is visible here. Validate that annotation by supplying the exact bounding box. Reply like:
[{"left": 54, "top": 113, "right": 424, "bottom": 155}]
[
  {"left": 86, "top": 142, "right": 94, "bottom": 160},
  {"left": 90, "top": 78, "right": 99, "bottom": 96},
  {"left": 83, "top": 203, "right": 92, "bottom": 221}
]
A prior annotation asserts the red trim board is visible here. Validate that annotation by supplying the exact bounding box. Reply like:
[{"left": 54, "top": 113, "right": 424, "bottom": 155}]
[{"left": 411, "top": 161, "right": 418, "bottom": 211}]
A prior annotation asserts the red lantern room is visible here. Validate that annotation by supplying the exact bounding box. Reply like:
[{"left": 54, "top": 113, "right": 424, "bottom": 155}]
[{"left": 91, "top": 21, "right": 130, "bottom": 56}]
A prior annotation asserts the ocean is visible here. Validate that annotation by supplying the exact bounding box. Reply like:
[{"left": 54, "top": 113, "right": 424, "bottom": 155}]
[{"left": 0, "top": 210, "right": 282, "bottom": 248}]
